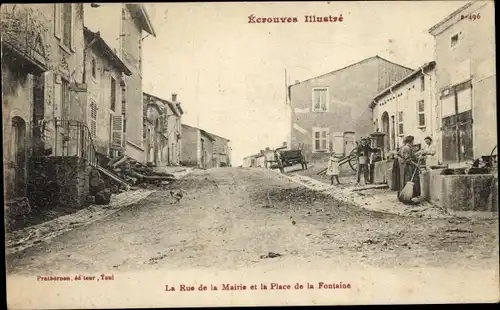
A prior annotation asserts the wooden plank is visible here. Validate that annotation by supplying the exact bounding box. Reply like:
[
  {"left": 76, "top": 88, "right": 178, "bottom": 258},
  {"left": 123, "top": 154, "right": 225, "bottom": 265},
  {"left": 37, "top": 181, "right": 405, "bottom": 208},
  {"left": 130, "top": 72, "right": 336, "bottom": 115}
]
[{"left": 97, "top": 165, "right": 130, "bottom": 191}]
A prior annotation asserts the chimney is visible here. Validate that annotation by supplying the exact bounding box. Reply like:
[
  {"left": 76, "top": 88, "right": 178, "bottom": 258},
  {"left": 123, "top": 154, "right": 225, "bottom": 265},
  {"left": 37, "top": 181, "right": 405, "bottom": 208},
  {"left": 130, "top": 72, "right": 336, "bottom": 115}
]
[
  {"left": 283, "top": 141, "right": 287, "bottom": 147},
  {"left": 295, "top": 80, "right": 299, "bottom": 84},
  {"left": 172, "top": 93, "right": 178, "bottom": 102},
  {"left": 265, "top": 147, "right": 270, "bottom": 151}
]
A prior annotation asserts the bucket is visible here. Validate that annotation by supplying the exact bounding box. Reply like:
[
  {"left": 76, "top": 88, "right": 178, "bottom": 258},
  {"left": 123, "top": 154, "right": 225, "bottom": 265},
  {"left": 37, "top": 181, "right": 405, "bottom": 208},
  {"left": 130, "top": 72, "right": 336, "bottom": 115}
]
[{"left": 359, "top": 156, "right": 368, "bottom": 165}]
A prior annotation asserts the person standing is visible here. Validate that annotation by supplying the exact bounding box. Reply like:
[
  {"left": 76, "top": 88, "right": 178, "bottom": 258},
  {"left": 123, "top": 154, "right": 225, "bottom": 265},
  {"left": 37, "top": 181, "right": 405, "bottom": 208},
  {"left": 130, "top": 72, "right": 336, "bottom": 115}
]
[
  {"left": 398, "top": 135, "right": 421, "bottom": 200},
  {"left": 326, "top": 151, "right": 340, "bottom": 185},
  {"left": 355, "top": 137, "right": 379, "bottom": 185},
  {"left": 416, "top": 136, "right": 436, "bottom": 169}
]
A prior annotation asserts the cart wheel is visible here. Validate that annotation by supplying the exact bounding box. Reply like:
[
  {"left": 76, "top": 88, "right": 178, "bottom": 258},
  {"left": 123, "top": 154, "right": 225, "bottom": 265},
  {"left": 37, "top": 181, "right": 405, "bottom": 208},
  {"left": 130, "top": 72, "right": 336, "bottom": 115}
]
[{"left": 348, "top": 154, "right": 358, "bottom": 172}]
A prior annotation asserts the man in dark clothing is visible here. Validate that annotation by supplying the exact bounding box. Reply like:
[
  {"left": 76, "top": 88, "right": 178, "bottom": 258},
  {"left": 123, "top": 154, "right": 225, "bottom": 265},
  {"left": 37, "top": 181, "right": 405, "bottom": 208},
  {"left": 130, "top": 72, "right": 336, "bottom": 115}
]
[{"left": 355, "top": 137, "right": 379, "bottom": 185}]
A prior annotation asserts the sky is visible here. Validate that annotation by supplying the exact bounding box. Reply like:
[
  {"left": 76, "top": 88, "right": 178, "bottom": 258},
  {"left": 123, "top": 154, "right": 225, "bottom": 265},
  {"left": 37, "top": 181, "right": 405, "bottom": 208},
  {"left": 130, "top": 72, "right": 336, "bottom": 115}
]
[{"left": 141, "top": 1, "right": 468, "bottom": 166}]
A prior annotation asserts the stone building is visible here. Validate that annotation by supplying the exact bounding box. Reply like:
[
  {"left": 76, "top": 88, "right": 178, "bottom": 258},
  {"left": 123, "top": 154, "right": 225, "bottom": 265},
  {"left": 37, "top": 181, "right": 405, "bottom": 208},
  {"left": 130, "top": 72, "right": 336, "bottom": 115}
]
[
  {"left": 428, "top": 0, "right": 496, "bottom": 166},
  {"left": 288, "top": 56, "right": 414, "bottom": 164},
  {"left": 370, "top": 61, "right": 438, "bottom": 164},
  {"left": 83, "top": 3, "right": 156, "bottom": 163},
  {"left": 2, "top": 4, "right": 94, "bottom": 210},
  {"left": 143, "top": 92, "right": 184, "bottom": 166},
  {"left": 181, "top": 124, "right": 215, "bottom": 169},
  {"left": 83, "top": 27, "right": 132, "bottom": 161},
  {"left": 210, "top": 134, "right": 232, "bottom": 167}
]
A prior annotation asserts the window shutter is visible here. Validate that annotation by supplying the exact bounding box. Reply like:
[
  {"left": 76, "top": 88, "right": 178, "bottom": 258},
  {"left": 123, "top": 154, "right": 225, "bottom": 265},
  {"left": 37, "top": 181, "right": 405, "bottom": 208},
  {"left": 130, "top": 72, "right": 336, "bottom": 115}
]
[
  {"left": 54, "top": 4, "right": 61, "bottom": 39},
  {"left": 111, "top": 115, "right": 124, "bottom": 150},
  {"left": 90, "top": 103, "right": 97, "bottom": 138}
]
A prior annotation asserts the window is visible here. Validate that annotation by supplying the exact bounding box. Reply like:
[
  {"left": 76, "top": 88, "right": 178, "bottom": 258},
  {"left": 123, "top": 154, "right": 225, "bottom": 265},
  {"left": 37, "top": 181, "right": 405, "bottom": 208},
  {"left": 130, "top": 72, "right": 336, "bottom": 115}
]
[
  {"left": 450, "top": 33, "right": 459, "bottom": 48},
  {"left": 312, "top": 88, "right": 328, "bottom": 112},
  {"left": 91, "top": 58, "right": 97, "bottom": 78},
  {"left": 110, "top": 77, "right": 116, "bottom": 111},
  {"left": 61, "top": 3, "right": 73, "bottom": 47},
  {"left": 313, "top": 128, "right": 329, "bottom": 152},
  {"left": 61, "top": 79, "right": 70, "bottom": 120},
  {"left": 398, "top": 111, "right": 404, "bottom": 136},
  {"left": 420, "top": 76, "right": 425, "bottom": 91},
  {"left": 89, "top": 101, "right": 97, "bottom": 138},
  {"left": 417, "top": 100, "right": 425, "bottom": 127}
]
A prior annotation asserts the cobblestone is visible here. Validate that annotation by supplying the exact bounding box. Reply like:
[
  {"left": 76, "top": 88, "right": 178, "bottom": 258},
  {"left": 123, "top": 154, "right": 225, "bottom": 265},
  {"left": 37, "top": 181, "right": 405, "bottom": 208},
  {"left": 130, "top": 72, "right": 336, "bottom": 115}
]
[{"left": 5, "top": 189, "right": 154, "bottom": 255}]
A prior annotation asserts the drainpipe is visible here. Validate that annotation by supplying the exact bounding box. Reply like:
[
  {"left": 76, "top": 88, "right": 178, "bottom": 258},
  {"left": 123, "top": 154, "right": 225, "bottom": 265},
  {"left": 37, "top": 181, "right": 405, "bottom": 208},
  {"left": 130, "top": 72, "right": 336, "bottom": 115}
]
[
  {"left": 420, "top": 65, "right": 437, "bottom": 161},
  {"left": 389, "top": 87, "right": 399, "bottom": 149}
]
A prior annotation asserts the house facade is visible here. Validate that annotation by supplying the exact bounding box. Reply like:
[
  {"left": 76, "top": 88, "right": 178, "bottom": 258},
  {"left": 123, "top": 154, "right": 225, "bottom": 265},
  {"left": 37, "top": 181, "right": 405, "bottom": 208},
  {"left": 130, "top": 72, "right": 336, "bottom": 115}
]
[
  {"left": 242, "top": 155, "right": 258, "bottom": 168},
  {"left": 429, "top": 1, "right": 496, "bottom": 166},
  {"left": 370, "top": 61, "right": 439, "bottom": 164},
  {"left": 143, "top": 92, "right": 183, "bottom": 166},
  {"left": 83, "top": 27, "right": 132, "bottom": 160},
  {"left": 211, "top": 134, "right": 232, "bottom": 167},
  {"left": 84, "top": 3, "right": 156, "bottom": 163},
  {"left": 288, "top": 56, "right": 414, "bottom": 163},
  {"left": 143, "top": 95, "right": 165, "bottom": 166},
  {"left": 181, "top": 124, "right": 215, "bottom": 169},
  {"left": 164, "top": 94, "right": 183, "bottom": 166},
  {"left": 2, "top": 4, "right": 102, "bottom": 209}
]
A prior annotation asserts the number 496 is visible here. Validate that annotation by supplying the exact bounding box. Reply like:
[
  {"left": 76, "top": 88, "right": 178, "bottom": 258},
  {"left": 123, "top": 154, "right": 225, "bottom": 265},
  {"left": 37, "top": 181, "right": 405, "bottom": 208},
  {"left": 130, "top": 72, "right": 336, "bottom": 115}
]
[{"left": 461, "top": 13, "right": 481, "bottom": 21}]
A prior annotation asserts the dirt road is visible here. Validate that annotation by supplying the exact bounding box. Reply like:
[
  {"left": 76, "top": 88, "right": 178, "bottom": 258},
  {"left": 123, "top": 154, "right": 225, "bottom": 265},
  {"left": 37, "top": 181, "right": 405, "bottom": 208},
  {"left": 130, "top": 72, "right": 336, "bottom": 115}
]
[{"left": 6, "top": 167, "right": 499, "bottom": 275}]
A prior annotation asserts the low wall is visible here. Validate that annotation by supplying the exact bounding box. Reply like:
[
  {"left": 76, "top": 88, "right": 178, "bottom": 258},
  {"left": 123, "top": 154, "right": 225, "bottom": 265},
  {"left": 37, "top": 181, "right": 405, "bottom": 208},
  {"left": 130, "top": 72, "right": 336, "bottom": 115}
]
[
  {"left": 126, "top": 141, "right": 145, "bottom": 163},
  {"left": 28, "top": 156, "right": 92, "bottom": 210},
  {"left": 438, "top": 174, "right": 498, "bottom": 212},
  {"left": 373, "top": 160, "right": 389, "bottom": 184},
  {"left": 376, "top": 162, "right": 497, "bottom": 212}
]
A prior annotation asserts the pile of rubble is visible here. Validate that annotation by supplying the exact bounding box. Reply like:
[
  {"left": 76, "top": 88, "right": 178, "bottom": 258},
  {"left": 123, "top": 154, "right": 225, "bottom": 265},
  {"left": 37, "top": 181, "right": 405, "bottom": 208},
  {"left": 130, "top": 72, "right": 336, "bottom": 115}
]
[{"left": 90, "top": 155, "right": 177, "bottom": 204}]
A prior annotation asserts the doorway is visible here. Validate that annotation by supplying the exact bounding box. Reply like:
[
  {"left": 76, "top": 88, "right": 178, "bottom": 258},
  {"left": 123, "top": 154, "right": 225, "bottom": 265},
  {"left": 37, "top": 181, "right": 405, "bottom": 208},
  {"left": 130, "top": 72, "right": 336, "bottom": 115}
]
[
  {"left": 11, "top": 116, "right": 27, "bottom": 197},
  {"left": 390, "top": 115, "right": 396, "bottom": 150},
  {"left": 381, "top": 112, "right": 390, "bottom": 153}
]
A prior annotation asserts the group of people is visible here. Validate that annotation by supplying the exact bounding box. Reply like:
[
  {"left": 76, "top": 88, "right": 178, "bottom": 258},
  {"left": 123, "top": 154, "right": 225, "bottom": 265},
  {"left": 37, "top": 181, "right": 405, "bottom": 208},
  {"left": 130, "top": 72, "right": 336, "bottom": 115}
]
[
  {"left": 326, "top": 137, "right": 379, "bottom": 186},
  {"left": 393, "top": 135, "right": 436, "bottom": 202},
  {"left": 325, "top": 135, "right": 437, "bottom": 202}
]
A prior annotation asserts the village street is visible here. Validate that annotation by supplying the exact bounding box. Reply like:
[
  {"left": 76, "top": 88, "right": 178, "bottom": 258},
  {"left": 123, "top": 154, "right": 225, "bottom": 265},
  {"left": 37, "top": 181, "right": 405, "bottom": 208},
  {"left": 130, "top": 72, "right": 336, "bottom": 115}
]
[{"left": 6, "top": 168, "right": 498, "bottom": 275}]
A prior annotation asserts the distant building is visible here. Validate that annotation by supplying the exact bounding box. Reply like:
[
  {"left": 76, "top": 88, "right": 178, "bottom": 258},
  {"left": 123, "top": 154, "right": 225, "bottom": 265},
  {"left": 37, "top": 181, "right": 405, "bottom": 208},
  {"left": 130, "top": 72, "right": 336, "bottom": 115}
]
[
  {"left": 288, "top": 56, "right": 414, "bottom": 163},
  {"left": 143, "top": 93, "right": 183, "bottom": 166},
  {"left": 370, "top": 61, "right": 438, "bottom": 164},
  {"left": 428, "top": 0, "right": 496, "bottom": 166},
  {"left": 181, "top": 124, "right": 216, "bottom": 169},
  {"left": 211, "top": 134, "right": 232, "bottom": 167}
]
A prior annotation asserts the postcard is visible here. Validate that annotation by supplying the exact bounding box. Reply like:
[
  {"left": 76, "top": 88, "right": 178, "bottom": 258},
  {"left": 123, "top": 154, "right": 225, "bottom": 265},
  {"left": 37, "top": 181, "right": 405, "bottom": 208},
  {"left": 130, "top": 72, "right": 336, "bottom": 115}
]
[{"left": 3, "top": 1, "right": 498, "bottom": 308}]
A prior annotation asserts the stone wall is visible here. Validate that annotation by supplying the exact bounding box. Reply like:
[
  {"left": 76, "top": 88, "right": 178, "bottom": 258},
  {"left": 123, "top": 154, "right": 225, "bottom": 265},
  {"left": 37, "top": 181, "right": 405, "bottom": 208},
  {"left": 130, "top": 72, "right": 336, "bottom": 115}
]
[
  {"left": 438, "top": 174, "right": 498, "bottom": 212},
  {"left": 28, "top": 156, "right": 92, "bottom": 209}
]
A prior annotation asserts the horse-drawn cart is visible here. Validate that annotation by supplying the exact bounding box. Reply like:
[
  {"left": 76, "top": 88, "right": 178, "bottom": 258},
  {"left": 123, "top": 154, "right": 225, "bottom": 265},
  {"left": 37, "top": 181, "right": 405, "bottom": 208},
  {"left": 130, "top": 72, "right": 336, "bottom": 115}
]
[{"left": 266, "top": 149, "right": 308, "bottom": 173}]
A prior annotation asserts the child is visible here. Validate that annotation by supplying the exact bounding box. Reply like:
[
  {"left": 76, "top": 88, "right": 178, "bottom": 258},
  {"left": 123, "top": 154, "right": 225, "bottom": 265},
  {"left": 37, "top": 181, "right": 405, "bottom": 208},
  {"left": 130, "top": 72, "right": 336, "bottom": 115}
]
[{"left": 326, "top": 151, "right": 340, "bottom": 185}]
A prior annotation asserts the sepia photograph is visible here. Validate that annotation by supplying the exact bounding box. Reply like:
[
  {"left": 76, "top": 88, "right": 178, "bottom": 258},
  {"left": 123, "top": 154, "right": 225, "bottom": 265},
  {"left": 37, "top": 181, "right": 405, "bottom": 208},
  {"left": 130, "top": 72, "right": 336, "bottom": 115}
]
[{"left": 3, "top": 1, "right": 498, "bottom": 308}]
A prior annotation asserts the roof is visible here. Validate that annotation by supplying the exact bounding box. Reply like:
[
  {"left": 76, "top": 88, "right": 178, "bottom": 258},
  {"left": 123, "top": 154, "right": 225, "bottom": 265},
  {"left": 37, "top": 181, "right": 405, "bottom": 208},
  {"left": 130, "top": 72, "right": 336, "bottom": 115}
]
[
  {"left": 126, "top": 4, "right": 156, "bottom": 37},
  {"left": 428, "top": 1, "right": 476, "bottom": 35},
  {"left": 83, "top": 27, "right": 132, "bottom": 76},
  {"left": 181, "top": 124, "right": 216, "bottom": 141},
  {"left": 369, "top": 61, "right": 436, "bottom": 108},
  {"left": 291, "top": 55, "right": 414, "bottom": 87},
  {"left": 143, "top": 92, "right": 182, "bottom": 117},
  {"left": 209, "top": 132, "right": 231, "bottom": 142}
]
